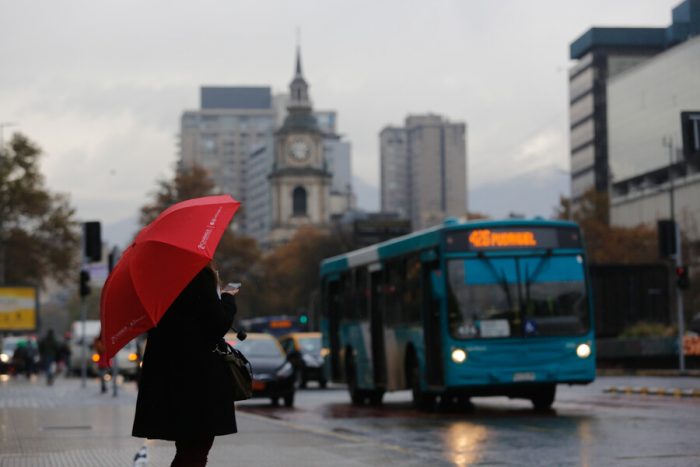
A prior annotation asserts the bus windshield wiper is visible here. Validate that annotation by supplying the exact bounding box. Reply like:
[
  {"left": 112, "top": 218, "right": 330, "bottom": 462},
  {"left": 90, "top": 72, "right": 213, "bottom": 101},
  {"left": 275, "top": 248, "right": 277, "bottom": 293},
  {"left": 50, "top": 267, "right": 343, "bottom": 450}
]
[
  {"left": 523, "top": 249, "right": 552, "bottom": 304},
  {"left": 477, "top": 252, "right": 513, "bottom": 308}
]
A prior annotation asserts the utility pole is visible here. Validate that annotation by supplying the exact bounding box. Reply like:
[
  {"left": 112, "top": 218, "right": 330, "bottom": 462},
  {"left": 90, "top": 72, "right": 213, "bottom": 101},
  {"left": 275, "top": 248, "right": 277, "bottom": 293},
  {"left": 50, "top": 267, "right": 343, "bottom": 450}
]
[{"left": 663, "top": 136, "right": 685, "bottom": 373}]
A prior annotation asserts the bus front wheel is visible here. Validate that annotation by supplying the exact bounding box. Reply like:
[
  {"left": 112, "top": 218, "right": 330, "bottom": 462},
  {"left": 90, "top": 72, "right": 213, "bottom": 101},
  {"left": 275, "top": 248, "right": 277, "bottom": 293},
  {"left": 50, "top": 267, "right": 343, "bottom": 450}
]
[
  {"left": 410, "top": 359, "right": 435, "bottom": 410},
  {"left": 530, "top": 384, "right": 556, "bottom": 411},
  {"left": 345, "top": 353, "right": 365, "bottom": 405}
]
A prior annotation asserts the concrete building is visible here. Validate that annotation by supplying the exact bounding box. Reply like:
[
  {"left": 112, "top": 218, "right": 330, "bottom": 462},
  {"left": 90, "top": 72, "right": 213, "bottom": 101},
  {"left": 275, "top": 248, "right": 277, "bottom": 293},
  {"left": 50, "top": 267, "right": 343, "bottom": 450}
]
[
  {"left": 179, "top": 87, "right": 277, "bottom": 232},
  {"left": 608, "top": 35, "right": 700, "bottom": 242},
  {"left": 567, "top": 0, "right": 700, "bottom": 205},
  {"left": 380, "top": 114, "right": 467, "bottom": 231},
  {"left": 380, "top": 126, "right": 409, "bottom": 219}
]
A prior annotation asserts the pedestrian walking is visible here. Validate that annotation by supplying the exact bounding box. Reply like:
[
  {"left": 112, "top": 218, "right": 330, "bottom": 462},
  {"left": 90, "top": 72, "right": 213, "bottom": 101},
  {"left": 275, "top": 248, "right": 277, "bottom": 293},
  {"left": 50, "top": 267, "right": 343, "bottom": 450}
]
[
  {"left": 132, "top": 261, "right": 239, "bottom": 467},
  {"left": 38, "top": 329, "right": 59, "bottom": 385},
  {"left": 93, "top": 334, "right": 108, "bottom": 393}
]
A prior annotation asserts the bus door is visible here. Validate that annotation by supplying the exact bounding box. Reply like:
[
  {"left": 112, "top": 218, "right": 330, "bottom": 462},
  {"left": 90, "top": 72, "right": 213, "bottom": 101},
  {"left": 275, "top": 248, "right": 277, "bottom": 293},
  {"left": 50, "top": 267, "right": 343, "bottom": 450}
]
[
  {"left": 369, "top": 263, "right": 387, "bottom": 387},
  {"left": 422, "top": 256, "right": 444, "bottom": 387},
  {"left": 325, "top": 276, "right": 344, "bottom": 381}
]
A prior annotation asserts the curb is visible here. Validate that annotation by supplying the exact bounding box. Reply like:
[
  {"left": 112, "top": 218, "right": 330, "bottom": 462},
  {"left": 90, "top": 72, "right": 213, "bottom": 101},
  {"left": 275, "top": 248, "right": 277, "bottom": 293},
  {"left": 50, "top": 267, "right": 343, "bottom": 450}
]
[{"left": 604, "top": 386, "right": 700, "bottom": 398}]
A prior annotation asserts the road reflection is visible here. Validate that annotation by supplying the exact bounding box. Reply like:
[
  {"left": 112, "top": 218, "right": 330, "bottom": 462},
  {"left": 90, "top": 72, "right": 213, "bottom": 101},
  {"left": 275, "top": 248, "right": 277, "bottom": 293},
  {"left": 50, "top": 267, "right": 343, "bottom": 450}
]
[{"left": 444, "top": 422, "right": 488, "bottom": 466}]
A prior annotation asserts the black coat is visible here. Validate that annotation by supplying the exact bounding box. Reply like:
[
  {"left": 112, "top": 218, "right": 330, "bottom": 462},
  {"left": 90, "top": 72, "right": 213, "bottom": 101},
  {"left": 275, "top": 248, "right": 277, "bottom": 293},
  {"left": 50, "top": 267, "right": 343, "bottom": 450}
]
[{"left": 132, "top": 267, "right": 237, "bottom": 441}]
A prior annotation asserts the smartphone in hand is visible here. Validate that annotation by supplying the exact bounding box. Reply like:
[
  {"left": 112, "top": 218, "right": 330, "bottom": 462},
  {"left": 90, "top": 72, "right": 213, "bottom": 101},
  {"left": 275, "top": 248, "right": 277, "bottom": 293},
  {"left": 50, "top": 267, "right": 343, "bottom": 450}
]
[{"left": 223, "top": 282, "right": 241, "bottom": 295}]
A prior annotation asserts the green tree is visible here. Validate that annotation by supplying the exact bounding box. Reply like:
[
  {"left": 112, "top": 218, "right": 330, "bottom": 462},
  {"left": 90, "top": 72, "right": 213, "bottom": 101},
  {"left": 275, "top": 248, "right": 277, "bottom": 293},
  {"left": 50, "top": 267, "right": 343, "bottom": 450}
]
[
  {"left": 138, "top": 163, "right": 262, "bottom": 315},
  {"left": 257, "top": 227, "right": 347, "bottom": 317},
  {"left": 139, "top": 164, "right": 219, "bottom": 227},
  {"left": 553, "top": 189, "right": 656, "bottom": 263},
  {"left": 0, "top": 133, "right": 79, "bottom": 286}
]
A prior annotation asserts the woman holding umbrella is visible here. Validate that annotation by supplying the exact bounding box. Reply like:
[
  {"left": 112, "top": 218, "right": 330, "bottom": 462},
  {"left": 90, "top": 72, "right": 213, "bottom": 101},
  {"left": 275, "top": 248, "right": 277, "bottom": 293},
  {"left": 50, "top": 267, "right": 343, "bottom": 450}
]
[
  {"left": 101, "top": 195, "right": 242, "bottom": 466},
  {"left": 132, "top": 261, "right": 239, "bottom": 466}
]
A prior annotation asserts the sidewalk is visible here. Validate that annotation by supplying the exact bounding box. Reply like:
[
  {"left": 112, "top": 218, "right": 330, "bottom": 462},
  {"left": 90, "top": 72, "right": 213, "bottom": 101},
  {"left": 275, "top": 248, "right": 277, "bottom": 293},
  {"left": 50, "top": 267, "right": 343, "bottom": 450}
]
[{"left": 0, "top": 375, "right": 425, "bottom": 467}]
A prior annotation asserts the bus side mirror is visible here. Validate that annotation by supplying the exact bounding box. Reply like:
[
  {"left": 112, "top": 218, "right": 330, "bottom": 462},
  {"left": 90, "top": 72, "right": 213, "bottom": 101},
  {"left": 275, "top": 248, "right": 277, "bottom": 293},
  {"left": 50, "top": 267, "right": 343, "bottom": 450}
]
[{"left": 430, "top": 270, "right": 446, "bottom": 300}]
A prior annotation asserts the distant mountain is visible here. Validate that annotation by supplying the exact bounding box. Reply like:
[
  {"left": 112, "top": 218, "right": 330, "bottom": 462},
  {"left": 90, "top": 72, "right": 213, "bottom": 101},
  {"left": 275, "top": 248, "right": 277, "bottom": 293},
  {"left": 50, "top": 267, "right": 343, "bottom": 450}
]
[
  {"left": 469, "top": 166, "right": 569, "bottom": 220},
  {"left": 352, "top": 175, "right": 379, "bottom": 212}
]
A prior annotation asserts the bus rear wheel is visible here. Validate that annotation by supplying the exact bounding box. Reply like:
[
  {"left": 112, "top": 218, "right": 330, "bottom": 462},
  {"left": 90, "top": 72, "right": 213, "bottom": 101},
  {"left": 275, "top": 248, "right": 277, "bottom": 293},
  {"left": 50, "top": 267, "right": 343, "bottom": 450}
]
[{"left": 530, "top": 384, "right": 556, "bottom": 411}]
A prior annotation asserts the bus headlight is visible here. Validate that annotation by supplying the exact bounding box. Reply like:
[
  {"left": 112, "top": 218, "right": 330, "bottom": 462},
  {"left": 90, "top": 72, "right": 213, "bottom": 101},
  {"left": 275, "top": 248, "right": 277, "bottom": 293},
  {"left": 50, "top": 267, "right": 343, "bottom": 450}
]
[
  {"left": 451, "top": 348, "right": 467, "bottom": 363},
  {"left": 576, "top": 343, "right": 591, "bottom": 359}
]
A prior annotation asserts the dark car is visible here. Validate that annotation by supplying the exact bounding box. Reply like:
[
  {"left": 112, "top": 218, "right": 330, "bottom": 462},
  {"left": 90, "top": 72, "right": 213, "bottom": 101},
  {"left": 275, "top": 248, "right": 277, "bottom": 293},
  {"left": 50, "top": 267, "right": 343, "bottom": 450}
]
[
  {"left": 278, "top": 332, "right": 328, "bottom": 388},
  {"left": 227, "top": 332, "right": 295, "bottom": 407}
]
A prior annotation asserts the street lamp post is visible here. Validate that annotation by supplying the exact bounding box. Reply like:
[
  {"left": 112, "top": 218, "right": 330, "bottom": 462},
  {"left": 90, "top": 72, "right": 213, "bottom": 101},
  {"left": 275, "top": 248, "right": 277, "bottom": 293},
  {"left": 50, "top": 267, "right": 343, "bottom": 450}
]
[{"left": 662, "top": 136, "right": 685, "bottom": 373}]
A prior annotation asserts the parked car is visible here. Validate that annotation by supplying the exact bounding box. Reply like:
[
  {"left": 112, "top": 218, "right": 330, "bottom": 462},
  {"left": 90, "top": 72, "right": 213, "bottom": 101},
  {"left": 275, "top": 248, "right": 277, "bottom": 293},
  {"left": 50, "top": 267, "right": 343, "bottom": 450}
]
[
  {"left": 226, "top": 332, "right": 295, "bottom": 407},
  {"left": 278, "top": 332, "right": 328, "bottom": 388},
  {"left": 0, "top": 335, "right": 40, "bottom": 376}
]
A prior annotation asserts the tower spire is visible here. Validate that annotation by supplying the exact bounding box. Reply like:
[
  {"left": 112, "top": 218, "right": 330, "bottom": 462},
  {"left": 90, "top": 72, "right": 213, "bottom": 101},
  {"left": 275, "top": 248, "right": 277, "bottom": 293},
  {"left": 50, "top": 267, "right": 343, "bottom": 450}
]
[
  {"left": 295, "top": 28, "right": 303, "bottom": 77},
  {"left": 288, "top": 39, "right": 311, "bottom": 111}
]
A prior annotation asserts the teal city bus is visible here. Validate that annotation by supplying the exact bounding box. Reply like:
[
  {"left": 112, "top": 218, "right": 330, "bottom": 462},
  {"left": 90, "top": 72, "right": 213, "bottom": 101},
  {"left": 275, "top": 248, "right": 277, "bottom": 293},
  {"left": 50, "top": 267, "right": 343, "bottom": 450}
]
[{"left": 319, "top": 218, "right": 595, "bottom": 410}]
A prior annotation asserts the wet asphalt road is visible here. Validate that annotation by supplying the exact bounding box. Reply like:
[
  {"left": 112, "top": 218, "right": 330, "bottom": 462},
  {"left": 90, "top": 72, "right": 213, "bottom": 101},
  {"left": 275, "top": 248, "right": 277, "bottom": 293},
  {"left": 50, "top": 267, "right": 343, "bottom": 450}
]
[{"left": 237, "top": 376, "right": 700, "bottom": 466}]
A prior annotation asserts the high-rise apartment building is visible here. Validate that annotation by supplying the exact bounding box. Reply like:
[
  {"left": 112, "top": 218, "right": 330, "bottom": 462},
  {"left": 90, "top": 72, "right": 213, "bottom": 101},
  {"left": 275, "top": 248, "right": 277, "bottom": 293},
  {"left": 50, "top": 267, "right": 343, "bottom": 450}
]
[
  {"left": 380, "top": 114, "right": 467, "bottom": 230},
  {"left": 567, "top": 0, "right": 700, "bottom": 204},
  {"left": 380, "top": 127, "right": 409, "bottom": 218},
  {"left": 179, "top": 87, "right": 277, "bottom": 232}
]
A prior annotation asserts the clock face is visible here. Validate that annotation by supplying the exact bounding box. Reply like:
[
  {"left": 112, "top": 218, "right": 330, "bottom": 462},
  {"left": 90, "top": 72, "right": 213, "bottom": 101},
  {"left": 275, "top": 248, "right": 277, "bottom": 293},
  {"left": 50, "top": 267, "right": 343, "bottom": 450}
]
[{"left": 289, "top": 140, "right": 310, "bottom": 161}]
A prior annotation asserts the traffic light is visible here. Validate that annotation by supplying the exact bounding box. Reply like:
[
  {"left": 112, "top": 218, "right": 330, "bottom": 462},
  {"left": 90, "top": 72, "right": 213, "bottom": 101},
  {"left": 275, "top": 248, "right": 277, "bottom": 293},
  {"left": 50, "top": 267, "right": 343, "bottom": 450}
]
[
  {"left": 80, "top": 270, "right": 91, "bottom": 297},
  {"left": 83, "top": 221, "right": 102, "bottom": 262},
  {"left": 299, "top": 314, "right": 309, "bottom": 325},
  {"left": 657, "top": 220, "right": 677, "bottom": 258},
  {"left": 676, "top": 265, "right": 690, "bottom": 290}
]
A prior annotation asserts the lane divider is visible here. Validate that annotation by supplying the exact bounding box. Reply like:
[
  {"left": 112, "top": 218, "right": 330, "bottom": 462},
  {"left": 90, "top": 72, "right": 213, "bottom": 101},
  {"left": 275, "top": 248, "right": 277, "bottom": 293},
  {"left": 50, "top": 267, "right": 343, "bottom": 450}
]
[{"left": 604, "top": 386, "right": 700, "bottom": 398}]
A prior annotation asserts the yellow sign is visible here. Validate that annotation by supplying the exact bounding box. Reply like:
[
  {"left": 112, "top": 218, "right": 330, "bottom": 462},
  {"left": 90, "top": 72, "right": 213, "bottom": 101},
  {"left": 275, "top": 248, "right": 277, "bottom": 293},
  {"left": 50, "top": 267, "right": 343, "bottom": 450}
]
[
  {"left": 0, "top": 287, "right": 37, "bottom": 331},
  {"left": 468, "top": 229, "right": 537, "bottom": 248}
]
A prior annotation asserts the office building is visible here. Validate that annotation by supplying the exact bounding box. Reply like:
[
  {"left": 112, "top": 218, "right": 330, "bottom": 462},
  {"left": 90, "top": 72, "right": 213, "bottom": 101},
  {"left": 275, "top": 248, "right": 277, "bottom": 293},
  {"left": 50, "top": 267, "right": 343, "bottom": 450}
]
[
  {"left": 380, "top": 114, "right": 467, "bottom": 230},
  {"left": 567, "top": 0, "right": 700, "bottom": 205},
  {"left": 608, "top": 35, "right": 700, "bottom": 241}
]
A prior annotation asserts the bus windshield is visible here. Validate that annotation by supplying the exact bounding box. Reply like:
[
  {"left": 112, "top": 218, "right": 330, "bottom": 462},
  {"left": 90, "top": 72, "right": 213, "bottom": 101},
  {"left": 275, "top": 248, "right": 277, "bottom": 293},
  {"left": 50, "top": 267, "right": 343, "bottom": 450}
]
[{"left": 447, "top": 254, "right": 589, "bottom": 339}]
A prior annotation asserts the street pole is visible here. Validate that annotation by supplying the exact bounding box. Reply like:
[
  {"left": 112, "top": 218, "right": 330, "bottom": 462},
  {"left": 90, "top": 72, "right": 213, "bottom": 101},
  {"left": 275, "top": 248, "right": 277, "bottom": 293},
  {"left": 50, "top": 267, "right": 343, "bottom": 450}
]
[
  {"left": 80, "top": 289, "right": 87, "bottom": 388},
  {"left": 675, "top": 226, "right": 686, "bottom": 373},
  {"left": 663, "top": 136, "right": 685, "bottom": 373}
]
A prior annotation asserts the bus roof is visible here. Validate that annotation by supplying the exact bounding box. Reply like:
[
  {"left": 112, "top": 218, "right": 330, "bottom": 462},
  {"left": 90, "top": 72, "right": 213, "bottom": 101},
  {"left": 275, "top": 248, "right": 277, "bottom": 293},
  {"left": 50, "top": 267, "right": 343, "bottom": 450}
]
[{"left": 320, "top": 217, "right": 579, "bottom": 277}]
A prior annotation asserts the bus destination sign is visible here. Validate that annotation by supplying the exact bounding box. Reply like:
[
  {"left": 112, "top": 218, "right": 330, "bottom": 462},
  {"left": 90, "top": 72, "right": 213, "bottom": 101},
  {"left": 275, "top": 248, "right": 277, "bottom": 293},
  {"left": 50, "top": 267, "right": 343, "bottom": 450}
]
[{"left": 445, "top": 227, "right": 581, "bottom": 252}]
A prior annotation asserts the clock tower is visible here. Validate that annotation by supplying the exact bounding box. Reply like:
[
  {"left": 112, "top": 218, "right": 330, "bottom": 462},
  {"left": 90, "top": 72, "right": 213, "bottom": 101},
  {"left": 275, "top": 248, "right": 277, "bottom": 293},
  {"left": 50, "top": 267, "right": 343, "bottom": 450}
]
[{"left": 268, "top": 47, "right": 332, "bottom": 245}]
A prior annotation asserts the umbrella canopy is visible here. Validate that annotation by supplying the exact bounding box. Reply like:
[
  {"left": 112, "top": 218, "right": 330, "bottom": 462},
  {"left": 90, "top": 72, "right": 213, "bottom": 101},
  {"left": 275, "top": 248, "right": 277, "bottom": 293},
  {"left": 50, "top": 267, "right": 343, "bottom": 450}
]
[{"left": 100, "top": 195, "right": 240, "bottom": 359}]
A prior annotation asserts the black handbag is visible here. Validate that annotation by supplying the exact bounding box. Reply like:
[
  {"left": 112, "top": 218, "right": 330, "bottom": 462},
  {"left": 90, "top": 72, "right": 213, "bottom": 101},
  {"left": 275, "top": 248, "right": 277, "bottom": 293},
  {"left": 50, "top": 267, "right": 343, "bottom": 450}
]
[{"left": 214, "top": 342, "right": 253, "bottom": 401}]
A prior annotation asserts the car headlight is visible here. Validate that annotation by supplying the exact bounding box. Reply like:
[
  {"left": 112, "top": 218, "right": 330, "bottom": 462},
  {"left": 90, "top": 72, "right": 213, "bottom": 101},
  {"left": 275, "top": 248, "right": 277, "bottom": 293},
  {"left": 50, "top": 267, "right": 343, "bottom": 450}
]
[
  {"left": 0, "top": 353, "right": 8, "bottom": 363},
  {"left": 451, "top": 348, "right": 467, "bottom": 363},
  {"left": 576, "top": 343, "right": 591, "bottom": 359},
  {"left": 320, "top": 347, "right": 330, "bottom": 358},
  {"left": 276, "top": 362, "right": 294, "bottom": 378}
]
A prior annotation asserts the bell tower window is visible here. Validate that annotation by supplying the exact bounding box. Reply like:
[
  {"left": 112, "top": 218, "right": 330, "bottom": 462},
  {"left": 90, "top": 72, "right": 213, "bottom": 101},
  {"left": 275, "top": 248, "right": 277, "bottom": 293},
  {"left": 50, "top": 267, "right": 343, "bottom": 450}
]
[{"left": 293, "top": 186, "right": 307, "bottom": 215}]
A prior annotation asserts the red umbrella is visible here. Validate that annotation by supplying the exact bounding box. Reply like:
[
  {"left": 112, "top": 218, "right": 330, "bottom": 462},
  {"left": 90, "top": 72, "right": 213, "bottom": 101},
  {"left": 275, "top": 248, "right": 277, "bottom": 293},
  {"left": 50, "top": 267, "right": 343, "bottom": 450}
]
[{"left": 100, "top": 195, "right": 240, "bottom": 359}]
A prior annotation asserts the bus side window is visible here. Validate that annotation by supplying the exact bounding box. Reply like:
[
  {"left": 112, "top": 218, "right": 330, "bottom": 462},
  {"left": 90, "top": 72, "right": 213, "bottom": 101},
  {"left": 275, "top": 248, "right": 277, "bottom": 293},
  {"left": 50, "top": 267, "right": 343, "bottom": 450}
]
[
  {"left": 385, "top": 259, "right": 403, "bottom": 326},
  {"left": 403, "top": 255, "right": 422, "bottom": 325}
]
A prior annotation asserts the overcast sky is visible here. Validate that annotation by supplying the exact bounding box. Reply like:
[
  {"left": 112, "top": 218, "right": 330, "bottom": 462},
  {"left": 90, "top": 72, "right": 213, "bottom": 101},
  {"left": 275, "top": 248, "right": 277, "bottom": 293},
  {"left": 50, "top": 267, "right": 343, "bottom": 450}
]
[{"left": 0, "top": 0, "right": 680, "bottom": 247}]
